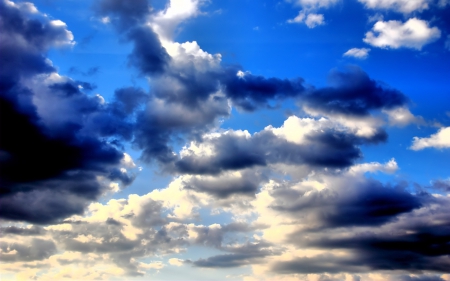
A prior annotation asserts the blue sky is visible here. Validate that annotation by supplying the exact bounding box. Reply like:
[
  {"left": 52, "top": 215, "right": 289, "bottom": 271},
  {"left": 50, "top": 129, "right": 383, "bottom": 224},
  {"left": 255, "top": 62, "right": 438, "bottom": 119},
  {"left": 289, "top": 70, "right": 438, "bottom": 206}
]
[{"left": 1, "top": 0, "right": 450, "bottom": 280}]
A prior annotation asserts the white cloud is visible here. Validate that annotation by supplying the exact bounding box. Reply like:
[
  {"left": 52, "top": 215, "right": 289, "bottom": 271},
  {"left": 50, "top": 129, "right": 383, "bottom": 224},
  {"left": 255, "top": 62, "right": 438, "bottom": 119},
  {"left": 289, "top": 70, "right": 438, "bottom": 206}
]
[
  {"left": 358, "top": 0, "right": 431, "bottom": 13},
  {"left": 410, "top": 127, "right": 450, "bottom": 150},
  {"left": 150, "top": 0, "right": 203, "bottom": 42},
  {"left": 363, "top": 18, "right": 441, "bottom": 50},
  {"left": 305, "top": 13, "right": 324, "bottom": 28},
  {"left": 383, "top": 106, "right": 426, "bottom": 127},
  {"left": 343, "top": 48, "right": 371, "bottom": 59},
  {"left": 290, "top": 0, "right": 340, "bottom": 9},
  {"left": 349, "top": 158, "right": 398, "bottom": 175},
  {"left": 287, "top": 0, "right": 336, "bottom": 28},
  {"left": 288, "top": 11, "right": 324, "bottom": 28},
  {"left": 169, "top": 258, "right": 184, "bottom": 266}
]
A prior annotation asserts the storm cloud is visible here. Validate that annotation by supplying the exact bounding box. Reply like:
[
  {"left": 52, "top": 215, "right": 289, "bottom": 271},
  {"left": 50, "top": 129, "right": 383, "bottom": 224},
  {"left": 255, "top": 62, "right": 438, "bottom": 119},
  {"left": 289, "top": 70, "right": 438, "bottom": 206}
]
[{"left": 0, "top": 0, "right": 137, "bottom": 224}]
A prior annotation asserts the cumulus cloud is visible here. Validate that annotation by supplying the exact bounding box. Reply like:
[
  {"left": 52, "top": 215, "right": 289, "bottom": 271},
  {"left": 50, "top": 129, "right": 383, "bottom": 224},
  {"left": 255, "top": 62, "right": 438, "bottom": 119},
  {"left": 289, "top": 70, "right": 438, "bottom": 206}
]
[
  {"left": 343, "top": 48, "right": 371, "bottom": 59},
  {"left": 410, "top": 127, "right": 450, "bottom": 150},
  {"left": 363, "top": 18, "right": 441, "bottom": 50},
  {"left": 358, "top": 0, "right": 432, "bottom": 13},
  {"left": 168, "top": 115, "right": 392, "bottom": 177}
]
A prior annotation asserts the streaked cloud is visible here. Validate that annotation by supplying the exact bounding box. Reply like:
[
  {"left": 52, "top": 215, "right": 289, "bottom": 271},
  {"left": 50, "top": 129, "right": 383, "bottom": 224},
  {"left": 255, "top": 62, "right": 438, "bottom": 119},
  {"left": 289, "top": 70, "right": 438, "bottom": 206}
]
[{"left": 343, "top": 47, "right": 371, "bottom": 59}]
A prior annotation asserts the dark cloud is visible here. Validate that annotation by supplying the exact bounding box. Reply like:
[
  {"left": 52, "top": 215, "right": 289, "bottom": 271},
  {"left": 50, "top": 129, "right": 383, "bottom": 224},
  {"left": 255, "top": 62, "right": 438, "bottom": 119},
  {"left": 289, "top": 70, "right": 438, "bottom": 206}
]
[
  {"left": 0, "top": 238, "right": 56, "bottom": 262},
  {"left": 126, "top": 26, "right": 170, "bottom": 75},
  {"left": 274, "top": 179, "right": 421, "bottom": 227},
  {"left": 191, "top": 242, "right": 280, "bottom": 268},
  {"left": 0, "top": 2, "right": 137, "bottom": 224},
  {"left": 94, "top": 0, "right": 151, "bottom": 31},
  {"left": 272, "top": 254, "right": 365, "bottom": 274},
  {"left": 0, "top": 0, "right": 67, "bottom": 85},
  {"left": 279, "top": 195, "right": 450, "bottom": 274},
  {"left": 168, "top": 126, "right": 387, "bottom": 176},
  {"left": 183, "top": 171, "right": 263, "bottom": 198},
  {"left": 431, "top": 179, "right": 450, "bottom": 192},
  {"left": 301, "top": 66, "right": 409, "bottom": 116},
  {"left": 398, "top": 275, "right": 446, "bottom": 281},
  {"left": 0, "top": 225, "right": 45, "bottom": 236},
  {"left": 113, "top": 86, "right": 148, "bottom": 114},
  {"left": 221, "top": 69, "right": 305, "bottom": 111},
  {"left": 95, "top": 0, "right": 169, "bottom": 75}
]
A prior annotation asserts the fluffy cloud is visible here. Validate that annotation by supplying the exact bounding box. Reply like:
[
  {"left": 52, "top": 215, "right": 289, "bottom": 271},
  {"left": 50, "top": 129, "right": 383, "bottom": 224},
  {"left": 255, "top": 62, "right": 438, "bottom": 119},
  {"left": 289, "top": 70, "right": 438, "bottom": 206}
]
[
  {"left": 358, "top": 0, "right": 432, "bottom": 13},
  {"left": 287, "top": 0, "right": 338, "bottom": 28},
  {"left": 363, "top": 18, "right": 441, "bottom": 50},
  {"left": 410, "top": 127, "right": 450, "bottom": 150},
  {"left": 289, "top": 0, "right": 340, "bottom": 9},
  {"left": 343, "top": 48, "right": 371, "bottom": 59},
  {"left": 288, "top": 11, "right": 325, "bottom": 28}
]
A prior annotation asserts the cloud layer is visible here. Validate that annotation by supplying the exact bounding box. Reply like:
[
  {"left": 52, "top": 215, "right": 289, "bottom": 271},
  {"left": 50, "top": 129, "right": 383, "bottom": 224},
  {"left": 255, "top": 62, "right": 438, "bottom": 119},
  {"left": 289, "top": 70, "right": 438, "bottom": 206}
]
[{"left": 1, "top": 0, "right": 449, "bottom": 280}]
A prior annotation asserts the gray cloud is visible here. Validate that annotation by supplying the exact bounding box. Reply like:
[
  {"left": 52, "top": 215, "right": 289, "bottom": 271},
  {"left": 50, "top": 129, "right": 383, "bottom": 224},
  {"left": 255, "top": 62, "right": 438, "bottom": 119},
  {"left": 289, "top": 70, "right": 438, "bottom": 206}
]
[
  {"left": 0, "top": 1, "right": 137, "bottom": 224},
  {"left": 0, "top": 238, "right": 56, "bottom": 262}
]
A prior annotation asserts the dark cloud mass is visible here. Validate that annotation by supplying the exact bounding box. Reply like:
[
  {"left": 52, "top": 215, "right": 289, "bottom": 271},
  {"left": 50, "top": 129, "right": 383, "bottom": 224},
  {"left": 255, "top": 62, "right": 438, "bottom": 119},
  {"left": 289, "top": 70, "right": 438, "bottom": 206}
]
[
  {"left": 0, "top": 238, "right": 57, "bottom": 262},
  {"left": 301, "top": 66, "right": 409, "bottom": 116},
  {"left": 169, "top": 126, "right": 386, "bottom": 176},
  {"left": 273, "top": 179, "right": 422, "bottom": 227},
  {"left": 191, "top": 242, "right": 281, "bottom": 268},
  {"left": 0, "top": 0, "right": 137, "bottom": 224}
]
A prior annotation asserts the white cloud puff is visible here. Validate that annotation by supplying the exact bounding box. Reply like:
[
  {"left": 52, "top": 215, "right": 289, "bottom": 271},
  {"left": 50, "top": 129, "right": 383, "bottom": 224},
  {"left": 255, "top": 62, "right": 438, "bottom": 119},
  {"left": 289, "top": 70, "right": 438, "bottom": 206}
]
[
  {"left": 288, "top": 11, "right": 325, "bottom": 28},
  {"left": 363, "top": 18, "right": 441, "bottom": 50},
  {"left": 410, "top": 127, "right": 450, "bottom": 150},
  {"left": 291, "top": 0, "right": 339, "bottom": 9},
  {"left": 358, "top": 0, "right": 431, "bottom": 13},
  {"left": 343, "top": 48, "right": 371, "bottom": 59}
]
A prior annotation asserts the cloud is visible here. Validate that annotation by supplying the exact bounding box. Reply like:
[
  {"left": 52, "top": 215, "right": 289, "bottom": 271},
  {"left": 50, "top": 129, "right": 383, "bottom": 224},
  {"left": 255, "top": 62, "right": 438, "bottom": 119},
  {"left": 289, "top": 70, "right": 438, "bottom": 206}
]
[
  {"left": 383, "top": 106, "right": 426, "bottom": 127},
  {"left": 0, "top": 226, "right": 45, "bottom": 236},
  {"left": 289, "top": 0, "right": 339, "bottom": 9},
  {"left": 301, "top": 66, "right": 408, "bottom": 117},
  {"left": 410, "top": 127, "right": 450, "bottom": 150},
  {"left": 266, "top": 175, "right": 450, "bottom": 275},
  {"left": 168, "top": 115, "right": 390, "bottom": 177},
  {"left": 287, "top": 11, "right": 325, "bottom": 28},
  {"left": 363, "top": 18, "right": 441, "bottom": 50},
  {"left": 0, "top": 0, "right": 138, "bottom": 224},
  {"left": 358, "top": 0, "right": 432, "bottom": 13},
  {"left": 343, "top": 48, "right": 371, "bottom": 59},
  {"left": 182, "top": 170, "right": 265, "bottom": 198},
  {"left": 430, "top": 179, "right": 450, "bottom": 192},
  {"left": 271, "top": 177, "right": 421, "bottom": 228},
  {"left": 287, "top": 0, "right": 337, "bottom": 28},
  {"left": 445, "top": 35, "right": 450, "bottom": 50},
  {"left": 94, "top": 0, "right": 152, "bottom": 31},
  {"left": 191, "top": 242, "right": 280, "bottom": 268},
  {"left": 0, "top": 238, "right": 57, "bottom": 262}
]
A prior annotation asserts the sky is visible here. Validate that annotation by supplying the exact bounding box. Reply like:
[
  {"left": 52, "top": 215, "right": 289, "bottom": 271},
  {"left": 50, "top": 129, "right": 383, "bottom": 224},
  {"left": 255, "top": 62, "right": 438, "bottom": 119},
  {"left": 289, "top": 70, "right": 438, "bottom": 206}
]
[{"left": 0, "top": 0, "right": 450, "bottom": 280}]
